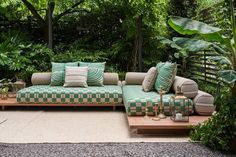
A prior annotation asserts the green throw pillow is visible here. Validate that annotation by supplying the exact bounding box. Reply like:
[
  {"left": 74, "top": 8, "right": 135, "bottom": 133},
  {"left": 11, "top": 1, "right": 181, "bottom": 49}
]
[
  {"left": 154, "top": 62, "right": 177, "bottom": 93},
  {"left": 79, "top": 62, "right": 106, "bottom": 69},
  {"left": 79, "top": 62, "right": 106, "bottom": 86},
  {"left": 50, "top": 62, "right": 78, "bottom": 86}
]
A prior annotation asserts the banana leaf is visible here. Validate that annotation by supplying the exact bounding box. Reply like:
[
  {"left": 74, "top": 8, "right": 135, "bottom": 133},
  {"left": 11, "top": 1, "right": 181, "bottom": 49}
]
[
  {"left": 168, "top": 16, "right": 228, "bottom": 43},
  {"left": 219, "top": 70, "right": 236, "bottom": 84},
  {"left": 173, "top": 37, "right": 212, "bottom": 52}
]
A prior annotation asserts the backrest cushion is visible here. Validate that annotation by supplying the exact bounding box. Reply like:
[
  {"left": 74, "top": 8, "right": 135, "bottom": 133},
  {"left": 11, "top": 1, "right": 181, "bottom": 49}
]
[
  {"left": 103, "top": 73, "right": 119, "bottom": 85},
  {"left": 50, "top": 62, "right": 78, "bottom": 86},
  {"left": 172, "top": 76, "right": 198, "bottom": 98},
  {"left": 79, "top": 62, "right": 106, "bottom": 86},
  {"left": 31, "top": 73, "right": 51, "bottom": 85},
  {"left": 79, "top": 62, "right": 106, "bottom": 69},
  {"left": 154, "top": 62, "right": 177, "bottom": 93},
  {"left": 142, "top": 67, "right": 157, "bottom": 92},
  {"left": 63, "top": 67, "right": 88, "bottom": 87},
  {"left": 125, "top": 72, "right": 146, "bottom": 85},
  {"left": 32, "top": 72, "right": 119, "bottom": 85}
]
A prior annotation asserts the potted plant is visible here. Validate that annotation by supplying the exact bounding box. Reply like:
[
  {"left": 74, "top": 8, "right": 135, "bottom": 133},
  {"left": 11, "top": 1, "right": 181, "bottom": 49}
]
[
  {"left": 0, "top": 78, "right": 15, "bottom": 99},
  {"left": 0, "top": 87, "right": 9, "bottom": 100}
]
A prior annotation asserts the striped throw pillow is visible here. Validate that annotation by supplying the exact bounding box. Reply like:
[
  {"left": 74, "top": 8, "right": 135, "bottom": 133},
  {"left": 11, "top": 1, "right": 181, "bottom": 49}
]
[
  {"left": 142, "top": 67, "right": 157, "bottom": 92},
  {"left": 63, "top": 67, "right": 88, "bottom": 87},
  {"left": 79, "top": 62, "right": 105, "bottom": 86},
  {"left": 50, "top": 62, "right": 78, "bottom": 86},
  {"left": 154, "top": 62, "right": 177, "bottom": 93}
]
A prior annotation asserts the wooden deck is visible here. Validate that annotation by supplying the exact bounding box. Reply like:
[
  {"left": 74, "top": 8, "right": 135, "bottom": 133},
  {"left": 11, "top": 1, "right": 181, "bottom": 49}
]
[
  {"left": 127, "top": 116, "right": 210, "bottom": 134},
  {"left": 0, "top": 98, "right": 123, "bottom": 110}
]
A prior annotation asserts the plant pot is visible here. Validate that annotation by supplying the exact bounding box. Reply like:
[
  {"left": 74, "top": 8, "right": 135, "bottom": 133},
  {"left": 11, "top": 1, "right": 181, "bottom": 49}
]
[
  {"left": 1, "top": 93, "right": 8, "bottom": 100},
  {"left": 7, "top": 92, "right": 16, "bottom": 98},
  {"left": 14, "top": 79, "right": 26, "bottom": 91}
]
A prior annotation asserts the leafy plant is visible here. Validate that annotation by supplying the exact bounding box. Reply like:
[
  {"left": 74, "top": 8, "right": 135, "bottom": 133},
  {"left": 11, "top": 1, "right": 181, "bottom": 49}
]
[
  {"left": 0, "top": 78, "right": 13, "bottom": 93},
  {"left": 0, "top": 32, "right": 53, "bottom": 83},
  {"left": 190, "top": 95, "right": 236, "bottom": 152},
  {"left": 160, "top": 0, "right": 236, "bottom": 96}
]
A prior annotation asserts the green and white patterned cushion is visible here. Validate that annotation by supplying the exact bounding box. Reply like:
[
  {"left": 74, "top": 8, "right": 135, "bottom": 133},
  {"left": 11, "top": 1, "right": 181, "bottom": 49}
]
[
  {"left": 123, "top": 85, "right": 193, "bottom": 116},
  {"left": 50, "top": 62, "right": 78, "bottom": 86},
  {"left": 17, "top": 85, "right": 123, "bottom": 104},
  {"left": 86, "top": 68, "right": 104, "bottom": 86},
  {"left": 79, "top": 62, "right": 106, "bottom": 69},
  {"left": 156, "top": 62, "right": 165, "bottom": 71},
  {"left": 154, "top": 62, "right": 177, "bottom": 93},
  {"left": 79, "top": 62, "right": 106, "bottom": 86}
]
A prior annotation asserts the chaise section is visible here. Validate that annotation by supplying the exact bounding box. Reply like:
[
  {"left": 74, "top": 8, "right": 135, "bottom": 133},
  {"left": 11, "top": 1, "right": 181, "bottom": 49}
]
[
  {"left": 122, "top": 85, "right": 194, "bottom": 116},
  {"left": 17, "top": 85, "right": 123, "bottom": 104}
]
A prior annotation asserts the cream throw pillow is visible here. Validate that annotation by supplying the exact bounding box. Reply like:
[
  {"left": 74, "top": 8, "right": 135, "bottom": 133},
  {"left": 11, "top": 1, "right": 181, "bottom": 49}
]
[
  {"left": 142, "top": 67, "right": 158, "bottom": 92},
  {"left": 64, "top": 67, "right": 88, "bottom": 87}
]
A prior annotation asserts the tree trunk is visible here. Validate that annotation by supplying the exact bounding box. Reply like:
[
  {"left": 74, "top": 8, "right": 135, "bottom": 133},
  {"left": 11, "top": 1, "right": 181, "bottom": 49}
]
[
  {"left": 137, "top": 15, "right": 143, "bottom": 72},
  {"left": 232, "top": 82, "right": 236, "bottom": 96},
  {"left": 48, "top": 2, "right": 54, "bottom": 49},
  {"left": 128, "top": 15, "right": 143, "bottom": 72},
  {"left": 40, "top": 24, "right": 49, "bottom": 43}
]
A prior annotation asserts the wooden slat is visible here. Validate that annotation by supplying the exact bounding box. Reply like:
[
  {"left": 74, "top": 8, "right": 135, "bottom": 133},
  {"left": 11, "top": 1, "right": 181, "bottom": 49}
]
[
  {"left": 190, "top": 72, "right": 219, "bottom": 81},
  {"left": 191, "top": 62, "right": 218, "bottom": 67},
  {"left": 189, "top": 65, "right": 220, "bottom": 71}
]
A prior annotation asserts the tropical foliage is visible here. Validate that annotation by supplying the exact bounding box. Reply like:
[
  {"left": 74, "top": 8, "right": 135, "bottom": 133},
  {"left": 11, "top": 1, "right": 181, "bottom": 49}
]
[{"left": 159, "top": 0, "right": 236, "bottom": 95}]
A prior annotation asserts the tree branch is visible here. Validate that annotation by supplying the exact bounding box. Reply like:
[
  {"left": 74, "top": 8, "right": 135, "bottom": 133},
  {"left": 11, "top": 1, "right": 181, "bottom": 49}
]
[
  {"left": 54, "top": 0, "right": 85, "bottom": 22},
  {"left": 21, "top": 0, "right": 45, "bottom": 24}
]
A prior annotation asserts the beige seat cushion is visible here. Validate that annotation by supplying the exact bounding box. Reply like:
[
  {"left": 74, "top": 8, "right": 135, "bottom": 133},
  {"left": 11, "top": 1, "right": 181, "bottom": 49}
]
[
  {"left": 63, "top": 67, "right": 88, "bottom": 87},
  {"left": 193, "top": 90, "right": 215, "bottom": 115},
  {"left": 142, "top": 67, "right": 157, "bottom": 92}
]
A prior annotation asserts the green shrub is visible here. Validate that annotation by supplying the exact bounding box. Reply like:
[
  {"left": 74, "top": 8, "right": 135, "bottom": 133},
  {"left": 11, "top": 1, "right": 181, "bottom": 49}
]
[
  {"left": 190, "top": 96, "right": 236, "bottom": 152},
  {"left": 0, "top": 32, "right": 53, "bottom": 83}
]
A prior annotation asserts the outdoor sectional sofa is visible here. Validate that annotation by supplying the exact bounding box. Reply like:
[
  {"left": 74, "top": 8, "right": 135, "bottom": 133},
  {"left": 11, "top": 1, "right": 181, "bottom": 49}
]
[
  {"left": 15, "top": 72, "right": 215, "bottom": 116},
  {"left": 122, "top": 72, "right": 215, "bottom": 116},
  {"left": 16, "top": 72, "right": 123, "bottom": 110}
]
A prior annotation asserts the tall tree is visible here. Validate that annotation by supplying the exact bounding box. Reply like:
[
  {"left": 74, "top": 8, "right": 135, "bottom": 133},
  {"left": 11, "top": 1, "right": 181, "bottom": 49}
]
[
  {"left": 20, "top": 0, "right": 88, "bottom": 44},
  {"left": 125, "top": 0, "right": 169, "bottom": 71}
]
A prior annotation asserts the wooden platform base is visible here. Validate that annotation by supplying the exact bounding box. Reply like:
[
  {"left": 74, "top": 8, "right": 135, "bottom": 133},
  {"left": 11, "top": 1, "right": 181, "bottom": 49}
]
[
  {"left": 0, "top": 98, "right": 123, "bottom": 110},
  {"left": 127, "top": 116, "right": 210, "bottom": 134}
]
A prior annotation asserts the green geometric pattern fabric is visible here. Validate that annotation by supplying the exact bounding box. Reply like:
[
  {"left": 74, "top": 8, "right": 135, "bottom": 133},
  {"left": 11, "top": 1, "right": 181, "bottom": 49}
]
[
  {"left": 79, "top": 62, "right": 106, "bottom": 86},
  {"left": 50, "top": 62, "right": 78, "bottom": 86},
  {"left": 79, "top": 62, "right": 106, "bottom": 69},
  {"left": 123, "top": 85, "right": 193, "bottom": 116},
  {"left": 156, "top": 62, "right": 165, "bottom": 71},
  {"left": 154, "top": 62, "right": 177, "bottom": 93},
  {"left": 17, "top": 85, "right": 122, "bottom": 104}
]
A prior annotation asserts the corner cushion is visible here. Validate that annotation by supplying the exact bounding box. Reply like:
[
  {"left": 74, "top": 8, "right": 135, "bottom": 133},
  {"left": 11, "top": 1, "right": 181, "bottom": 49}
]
[
  {"left": 125, "top": 72, "right": 146, "bottom": 85},
  {"left": 193, "top": 90, "right": 215, "bottom": 115}
]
